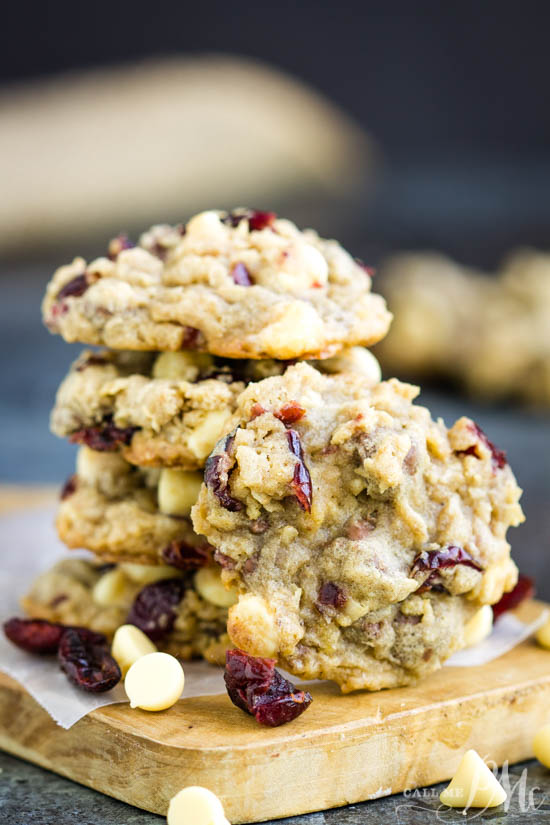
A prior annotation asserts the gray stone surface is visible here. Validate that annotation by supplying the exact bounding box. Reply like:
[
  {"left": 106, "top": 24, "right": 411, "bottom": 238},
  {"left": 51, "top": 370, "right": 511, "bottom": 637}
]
[{"left": 2, "top": 749, "right": 550, "bottom": 823}]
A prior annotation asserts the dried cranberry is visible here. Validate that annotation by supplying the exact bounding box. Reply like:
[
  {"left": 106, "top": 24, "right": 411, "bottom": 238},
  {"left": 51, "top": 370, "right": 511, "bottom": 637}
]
[
  {"left": 75, "top": 354, "right": 108, "bottom": 371},
  {"left": 231, "top": 263, "right": 253, "bottom": 286},
  {"left": 274, "top": 402, "right": 306, "bottom": 427},
  {"left": 204, "top": 433, "right": 243, "bottom": 512},
  {"left": 56, "top": 274, "right": 89, "bottom": 301},
  {"left": 60, "top": 474, "right": 77, "bottom": 500},
  {"left": 411, "top": 546, "right": 482, "bottom": 593},
  {"left": 58, "top": 627, "right": 121, "bottom": 693},
  {"left": 224, "top": 649, "right": 312, "bottom": 727},
  {"left": 181, "top": 326, "right": 206, "bottom": 350},
  {"left": 223, "top": 210, "right": 276, "bottom": 231},
  {"left": 161, "top": 540, "right": 211, "bottom": 570},
  {"left": 127, "top": 578, "right": 187, "bottom": 641},
  {"left": 316, "top": 582, "right": 347, "bottom": 610},
  {"left": 492, "top": 574, "right": 535, "bottom": 620},
  {"left": 69, "top": 415, "right": 139, "bottom": 451},
  {"left": 286, "top": 430, "right": 312, "bottom": 512},
  {"left": 249, "top": 403, "right": 267, "bottom": 420},
  {"left": 3, "top": 618, "right": 65, "bottom": 654},
  {"left": 456, "top": 423, "right": 507, "bottom": 470},
  {"left": 107, "top": 234, "right": 134, "bottom": 260},
  {"left": 355, "top": 258, "right": 375, "bottom": 277}
]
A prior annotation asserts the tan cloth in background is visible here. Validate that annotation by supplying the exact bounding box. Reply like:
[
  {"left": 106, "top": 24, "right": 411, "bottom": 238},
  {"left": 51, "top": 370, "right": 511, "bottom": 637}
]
[{"left": 0, "top": 54, "right": 374, "bottom": 254}]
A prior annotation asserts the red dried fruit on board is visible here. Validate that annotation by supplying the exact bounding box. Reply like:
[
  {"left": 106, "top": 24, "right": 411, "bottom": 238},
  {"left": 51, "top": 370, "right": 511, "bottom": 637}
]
[
  {"left": 274, "top": 401, "right": 306, "bottom": 427},
  {"left": 56, "top": 273, "right": 89, "bottom": 301},
  {"left": 231, "top": 262, "right": 253, "bottom": 286},
  {"left": 204, "top": 433, "right": 243, "bottom": 512},
  {"left": 286, "top": 429, "right": 312, "bottom": 512},
  {"left": 60, "top": 474, "right": 77, "bottom": 500},
  {"left": 3, "top": 618, "right": 65, "bottom": 654},
  {"left": 107, "top": 234, "right": 134, "bottom": 260},
  {"left": 161, "top": 539, "right": 211, "bottom": 570},
  {"left": 456, "top": 422, "right": 507, "bottom": 470},
  {"left": 492, "top": 574, "right": 535, "bottom": 620},
  {"left": 224, "top": 649, "right": 312, "bottom": 727},
  {"left": 411, "top": 545, "right": 483, "bottom": 593},
  {"left": 58, "top": 627, "right": 121, "bottom": 693},
  {"left": 126, "top": 578, "right": 187, "bottom": 641},
  {"left": 69, "top": 415, "right": 139, "bottom": 451},
  {"left": 316, "top": 582, "right": 347, "bottom": 610}
]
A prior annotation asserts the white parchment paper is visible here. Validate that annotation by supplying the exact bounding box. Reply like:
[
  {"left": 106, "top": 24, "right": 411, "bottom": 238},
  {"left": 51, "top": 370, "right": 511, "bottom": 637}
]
[{"left": 0, "top": 507, "right": 545, "bottom": 729}]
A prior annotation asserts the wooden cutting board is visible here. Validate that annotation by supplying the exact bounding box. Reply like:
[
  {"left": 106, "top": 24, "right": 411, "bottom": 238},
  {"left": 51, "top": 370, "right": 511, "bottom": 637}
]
[
  {"left": 1, "top": 489, "right": 549, "bottom": 822},
  {"left": 1, "top": 598, "right": 549, "bottom": 824}
]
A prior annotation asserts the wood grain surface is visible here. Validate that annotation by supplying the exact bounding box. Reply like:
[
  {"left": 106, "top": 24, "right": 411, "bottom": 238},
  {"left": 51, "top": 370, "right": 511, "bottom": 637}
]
[{"left": 1, "top": 490, "right": 550, "bottom": 823}]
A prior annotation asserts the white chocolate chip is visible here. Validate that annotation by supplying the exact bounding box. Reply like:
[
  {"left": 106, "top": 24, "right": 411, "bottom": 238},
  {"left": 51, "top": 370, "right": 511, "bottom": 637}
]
[
  {"left": 152, "top": 351, "right": 213, "bottom": 381},
  {"left": 276, "top": 243, "right": 329, "bottom": 291},
  {"left": 186, "top": 210, "right": 225, "bottom": 239},
  {"left": 533, "top": 723, "right": 550, "bottom": 767},
  {"left": 187, "top": 410, "right": 233, "bottom": 460},
  {"left": 121, "top": 562, "right": 183, "bottom": 585},
  {"left": 92, "top": 567, "right": 133, "bottom": 608},
  {"left": 124, "top": 652, "right": 184, "bottom": 711},
  {"left": 535, "top": 617, "right": 550, "bottom": 649},
  {"left": 258, "top": 302, "right": 324, "bottom": 359},
  {"left": 227, "top": 594, "right": 279, "bottom": 657},
  {"left": 439, "top": 749, "right": 507, "bottom": 808},
  {"left": 158, "top": 469, "right": 204, "bottom": 516},
  {"left": 76, "top": 445, "right": 130, "bottom": 486},
  {"left": 167, "top": 786, "right": 229, "bottom": 825},
  {"left": 194, "top": 566, "right": 238, "bottom": 608},
  {"left": 112, "top": 624, "right": 157, "bottom": 677},
  {"left": 318, "top": 347, "right": 382, "bottom": 386},
  {"left": 339, "top": 597, "right": 369, "bottom": 625},
  {"left": 463, "top": 605, "right": 493, "bottom": 647}
]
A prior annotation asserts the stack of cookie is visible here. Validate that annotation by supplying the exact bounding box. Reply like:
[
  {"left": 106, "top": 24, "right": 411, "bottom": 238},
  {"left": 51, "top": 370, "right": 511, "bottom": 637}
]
[
  {"left": 27, "top": 209, "right": 389, "bottom": 669},
  {"left": 26, "top": 208, "right": 525, "bottom": 692}
]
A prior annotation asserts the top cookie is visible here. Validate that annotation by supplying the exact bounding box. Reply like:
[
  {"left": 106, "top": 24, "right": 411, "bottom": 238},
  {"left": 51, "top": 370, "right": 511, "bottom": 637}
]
[{"left": 42, "top": 209, "right": 392, "bottom": 360}]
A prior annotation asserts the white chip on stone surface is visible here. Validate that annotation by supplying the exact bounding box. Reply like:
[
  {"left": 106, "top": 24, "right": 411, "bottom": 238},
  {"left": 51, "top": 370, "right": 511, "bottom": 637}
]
[
  {"left": 439, "top": 749, "right": 506, "bottom": 808},
  {"left": 167, "top": 785, "right": 229, "bottom": 825},
  {"left": 533, "top": 723, "right": 550, "bottom": 768}
]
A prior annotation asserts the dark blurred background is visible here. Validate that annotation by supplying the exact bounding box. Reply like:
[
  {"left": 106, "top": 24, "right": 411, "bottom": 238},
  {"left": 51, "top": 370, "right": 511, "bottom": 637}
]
[{"left": 1, "top": 1, "right": 549, "bottom": 590}]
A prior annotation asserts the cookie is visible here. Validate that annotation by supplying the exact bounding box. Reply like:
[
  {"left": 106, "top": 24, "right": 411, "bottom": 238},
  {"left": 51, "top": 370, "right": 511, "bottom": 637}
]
[
  {"left": 192, "top": 363, "right": 524, "bottom": 692},
  {"left": 42, "top": 209, "right": 392, "bottom": 359},
  {"left": 51, "top": 347, "right": 382, "bottom": 468},
  {"left": 21, "top": 558, "right": 230, "bottom": 666},
  {"left": 376, "top": 250, "right": 550, "bottom": 406},
  {"left": 57, "top": 448, "right": 210, "bottom": 565}
]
